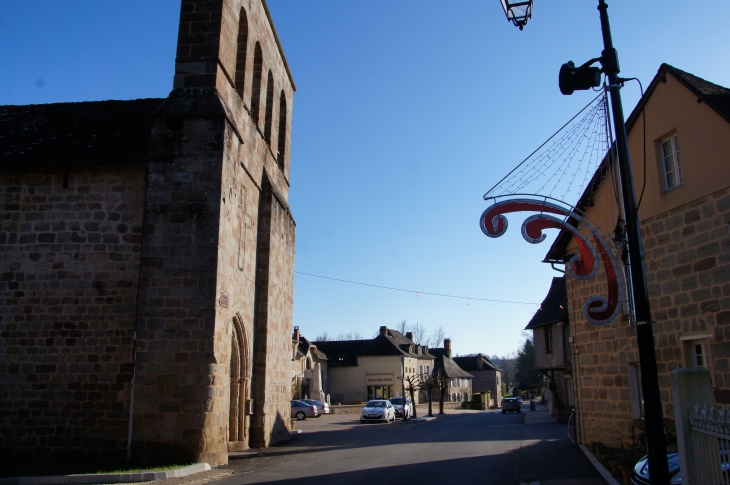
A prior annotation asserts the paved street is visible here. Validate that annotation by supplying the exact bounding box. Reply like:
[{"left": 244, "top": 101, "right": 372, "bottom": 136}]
[{"left": 174, "top": 405, "right": 607, "bottom": 485}]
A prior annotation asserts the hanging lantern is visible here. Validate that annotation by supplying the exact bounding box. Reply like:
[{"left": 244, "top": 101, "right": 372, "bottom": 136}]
[{"left": 500, "top": 0, "right": 533, "bottom": 30}]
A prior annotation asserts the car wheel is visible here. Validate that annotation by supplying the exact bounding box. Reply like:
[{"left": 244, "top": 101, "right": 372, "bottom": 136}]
[
  {"left": 360, "top": 419, "right": 365, "bottom": 424},
  {"left": 502, "top": 410, "right": 506, "bottom": 414},
  {"left": 296, "top": 411, "right": 306, "bottom": 420}
]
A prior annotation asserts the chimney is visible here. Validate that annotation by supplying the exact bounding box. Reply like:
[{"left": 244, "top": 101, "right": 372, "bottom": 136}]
[
  {"left": 477, "top": 353, "right": 483, "bottom": 370},
  {"left": 379, "top": 326, "right": 387, "bottom": 336},
  {"left": 406, "top": 331, "right": 413, "bottom": 341},
  {"left": 293, "top": 326, "right": 300, "bottom": 342},
  {"left": 444, "top": 338, "right": 452, "bottom": 358}
]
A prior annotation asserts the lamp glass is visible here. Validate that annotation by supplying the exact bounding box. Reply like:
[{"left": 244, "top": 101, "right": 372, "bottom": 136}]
[{"left": 500, "top": 0, "right": 533, "bottom": 26}]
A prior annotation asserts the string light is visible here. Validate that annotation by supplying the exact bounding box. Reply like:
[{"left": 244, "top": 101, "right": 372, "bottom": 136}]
[{"left": 294, "top": 271, "right": 539, "bottom": 306}]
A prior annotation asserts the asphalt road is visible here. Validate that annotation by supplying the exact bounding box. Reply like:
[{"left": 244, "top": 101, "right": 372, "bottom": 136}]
[{"left": 204, "top": 406, "right": 607, "bottom": 485}]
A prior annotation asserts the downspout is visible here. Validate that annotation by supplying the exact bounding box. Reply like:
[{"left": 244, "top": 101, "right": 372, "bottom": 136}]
[{"left": 127, "top": 159, "right": 150, "bottom": 461}]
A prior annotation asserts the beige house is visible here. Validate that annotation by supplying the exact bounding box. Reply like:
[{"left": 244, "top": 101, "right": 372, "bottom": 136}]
[
  {"left": 544, "top": 64, "right": 730, "bottom": 448},
  {"left": 291, "top": 327, "right": 328, "bottom": 402},
  {"left": 315, "top": 327, "right": 434, "bottom": 404},
  {"left": 431, "top": 340, "right": 473, "bottom": 403}
]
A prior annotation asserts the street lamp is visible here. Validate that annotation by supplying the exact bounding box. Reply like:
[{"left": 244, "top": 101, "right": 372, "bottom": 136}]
[
  {"left": 499, "top": 0, "right": 532, "bottom": 30},
  {"left": 501, "top": 1, "right": 670, "bottom": 483}
]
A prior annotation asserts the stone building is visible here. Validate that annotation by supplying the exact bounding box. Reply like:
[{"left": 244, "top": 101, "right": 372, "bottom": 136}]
[
  {"left": 452, "top": 353, "right": 503, "bottom": 408},
  {"left": 0, "top": 0, "right": 296, "bottom": 467},
  {"left": 430, "top": 339, "right": 473, "bottom": 403},
  {"left": 291, "top": 327, "right": 328, "bottom": 402},
  {"left": 314, "top": 327, "right": 434, "bottom": 404},
  {"left": 524, "top": 276, "right": 574, "bottom": 421},
  {"left": 544, "top": 64, "right": 730, "bottom": 448}
]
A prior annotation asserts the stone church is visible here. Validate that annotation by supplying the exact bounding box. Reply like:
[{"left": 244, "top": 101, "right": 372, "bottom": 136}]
[{"left": 0, "top": 0, "right": 296, "bottom": 467}]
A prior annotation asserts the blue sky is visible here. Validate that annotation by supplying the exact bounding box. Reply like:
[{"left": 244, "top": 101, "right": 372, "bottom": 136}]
[{"left": 2, "top": 1, "right": 729, "bottom": 357}]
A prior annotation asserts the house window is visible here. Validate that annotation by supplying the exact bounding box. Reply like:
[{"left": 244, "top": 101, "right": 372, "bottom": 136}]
[
  {"left": 627, "top": 363, "right": 644, "bottom": 420},
  {"left": 692, "top": 340, "right": 708, "bottom": 368},
  {"left": 661, "top": 134, "right": 683, "bottom": 190},
  {"left": 681, "top": 334, "right": 714, "bottom": 386},
  {"left": 545, "top": 326, "right": 553, "bottom": 353}
]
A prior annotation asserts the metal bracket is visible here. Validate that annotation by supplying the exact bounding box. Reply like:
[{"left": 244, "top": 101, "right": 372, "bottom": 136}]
[{"left": 633, "top": 320, "right": 655, "bottom": 326}]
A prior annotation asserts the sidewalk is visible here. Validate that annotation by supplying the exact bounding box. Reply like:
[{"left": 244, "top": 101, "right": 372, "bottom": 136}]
[{"left": 523, "top": 404, "right": 620, "bottom": 485}]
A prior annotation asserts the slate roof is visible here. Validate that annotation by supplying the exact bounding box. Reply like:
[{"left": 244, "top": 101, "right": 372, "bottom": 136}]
[
  {"left": 430, "top": 348, "right": 473, "bottom": 379},
  {"left": 296, "top": 335, "right": 327, "bottom": 360},
  {"left": 524, "top": 277, "right": 568, "bottom": 330},
  {"left": 314, "top": 328, "right": 434, "bottom": 367},
  {"left": 0, "top": 98, "right": 164, "bottom": 167},
  {"left": 545, "top": 64, "right": 730, "bottom": 261},
  {"left": 452, "top": 354, "right": 501, "bottom": 373}
]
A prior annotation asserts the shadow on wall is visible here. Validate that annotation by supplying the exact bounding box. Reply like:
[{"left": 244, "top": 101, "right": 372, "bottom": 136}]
[{"left": 271, "top": 412, "right": 291, "bottom": 445}]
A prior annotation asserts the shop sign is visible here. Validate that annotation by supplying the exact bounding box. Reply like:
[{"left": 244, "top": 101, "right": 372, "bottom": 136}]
[{"left": 366, "top": 374, "right": 394, "bottom": 385}]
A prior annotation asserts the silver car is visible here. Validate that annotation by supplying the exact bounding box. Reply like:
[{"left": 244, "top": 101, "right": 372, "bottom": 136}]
[
  {"left": 301, "top": 399, "right": 329, "bottom": 415},
  {"left": 389, "top": 397, "right": 412, "bottom": 419},
  {"left": 291, "top": 400, "right": 318, "bottom": 420}
]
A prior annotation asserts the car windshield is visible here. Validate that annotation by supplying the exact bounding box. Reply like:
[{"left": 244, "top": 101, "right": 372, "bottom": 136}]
[
  {"left": 305, "top": 400, "right": 322, "bottom": 405},
  {"left": 390, "top": 398, "right": 403, "bottom": 404},
  {"left": 365, "top": 401, "right": 386, "bottom": 408}
]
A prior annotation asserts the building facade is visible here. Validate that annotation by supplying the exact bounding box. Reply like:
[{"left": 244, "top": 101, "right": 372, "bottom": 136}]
[
  {"left": 431, "top": 340, "right": 473, "bottom": 403},
  {"left": 453, "top": 354, "right": 503, "bottom": 408},
  {"left": 315, "top": 327, "right": 434, "bottom": 404},
  {"left": 291, "top": 327, "right": 328, "bottom": 402},
  {"left": 0, "top": 0, "right": 296, "bottom": 466},
  {"left": 545, "top": 64, "right": 730, "bottom": 448}
]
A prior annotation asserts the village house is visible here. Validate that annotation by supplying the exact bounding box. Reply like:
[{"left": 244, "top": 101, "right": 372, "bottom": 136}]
[
  {"left": 314, "top": 327, "right": 434, "bottom": 404},
  {"left": 430, "top": 339, "right": 473, "bottom": 403},
  {"left": 544, "top": 64, "right": 730, "bottom": 448},
  {"left": 0, "top": 0, "right": 296, "bottom": 466},
  {"left": 453, "top": 354, "right": 503, "bottom": 408},
  {"left": 291, "top": 327, "right": 328, "bottom": 402},
  {"left": 524, "top": 276, "right": 574, "bottom": 421}
]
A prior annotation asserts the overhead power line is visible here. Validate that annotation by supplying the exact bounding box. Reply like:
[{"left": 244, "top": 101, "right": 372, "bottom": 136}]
[{"left": 294, "top": 271, "right": 539, "bottom": 306}]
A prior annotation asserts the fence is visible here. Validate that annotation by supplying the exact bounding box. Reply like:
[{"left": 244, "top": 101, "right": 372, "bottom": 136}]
[
  {"left": 689, "top": 404, "right": 730, "bottom": 484},
  {"left": 672, "top": 368, "right": 730, "bottom": 484}
]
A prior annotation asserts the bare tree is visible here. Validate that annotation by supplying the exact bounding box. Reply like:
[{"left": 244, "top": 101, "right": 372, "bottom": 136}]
[
  {"left": 434, "top": 369, "right": 451, "bottom": 415},
  {"left": 419, "top": 373, "right": 437, "bottom": 417},
  {"left": 398, "top": 373, "right": 420, "bottom": 419},
  {"left": 397, "top": 319, "right": 409, "bottom": 334},
  {"left": 427, "top": 325, "right": 446, "bottom": 348},
  {"left": 314, "top": 332, "right": 329, "bottom": 342},
  {"left": 335, "top": 331, "right": 364, "bottom": 341},
  {"left": 411, "top": 321, "right": 427, "bottom": 344}
]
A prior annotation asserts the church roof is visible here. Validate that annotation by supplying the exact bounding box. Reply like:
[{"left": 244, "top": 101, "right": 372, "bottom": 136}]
[{"left": 0, "top": 98, "right": 163, "bottom": 167}]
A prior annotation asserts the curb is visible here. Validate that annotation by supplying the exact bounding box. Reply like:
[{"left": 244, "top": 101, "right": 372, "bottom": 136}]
[
  {"left": 0, "top": 463, "right": 211, "bottom": 485},
  {"left": 578, "top": 445, "right": 621, "bottom": 485}
]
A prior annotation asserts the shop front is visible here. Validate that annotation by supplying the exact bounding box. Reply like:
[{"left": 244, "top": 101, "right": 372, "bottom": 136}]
[{"left": 366, "top": 373, "right": 395, "bottom": 400}]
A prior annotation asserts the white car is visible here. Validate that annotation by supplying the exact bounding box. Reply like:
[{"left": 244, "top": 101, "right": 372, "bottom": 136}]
[
  {"left": 360, "top": 400, "right": 396, "bottom": 423},
  {"left": 389, "top": 397, "right": 412, "bottom": 419}
]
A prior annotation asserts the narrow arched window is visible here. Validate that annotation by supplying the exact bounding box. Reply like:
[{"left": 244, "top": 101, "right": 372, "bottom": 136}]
[
  {"left": 277, "top": 91, "right": 287, "bottom": 171},
  {"left": 251, "top": 43, "right": 263, "bottom": 122},
  {"left": 263, "top": 71, "right": 274, "bottom": 144},
  {"left": 234, "top": 9, "right": 248, "bottom": 98}
]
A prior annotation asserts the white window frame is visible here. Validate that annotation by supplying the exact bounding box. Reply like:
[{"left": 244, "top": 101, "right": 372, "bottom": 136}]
[
  {"left": 661, "top": 134, "right": 683, "bottom": 191},
  {"left": 680, "top": 333, "right": 715, "bottom": 387}
]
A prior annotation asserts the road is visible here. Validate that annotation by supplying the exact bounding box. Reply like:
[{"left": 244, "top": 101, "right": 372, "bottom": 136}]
[{"left": 169, "top": 405, "right": 608, "bottom": 485}]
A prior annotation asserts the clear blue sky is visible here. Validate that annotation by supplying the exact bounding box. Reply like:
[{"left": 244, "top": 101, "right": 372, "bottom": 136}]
[{"left": 2, "top": 1, "right": 729, "bottom": 357}]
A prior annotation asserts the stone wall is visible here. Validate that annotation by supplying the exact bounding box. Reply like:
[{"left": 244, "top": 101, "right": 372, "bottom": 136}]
[
  {"left": 569, "top": 188, "right": 730, "bottom": 448},
  {"left": 0, "top": 163, "right": 146, "bottom": 459},
  {"left": 470, "top": 370, "right": 502, "bottom": 407}
]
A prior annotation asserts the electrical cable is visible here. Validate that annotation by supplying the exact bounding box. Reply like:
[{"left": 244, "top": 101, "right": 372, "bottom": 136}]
[{"left": 294, "top": 271, "right": 539, "bottom": 306}]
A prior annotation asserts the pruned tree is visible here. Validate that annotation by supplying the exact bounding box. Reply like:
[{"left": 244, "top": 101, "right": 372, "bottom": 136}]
[
  {"left": 398, "top": 373, "right": 420, "bottom": 419},
  {"left": 433, "top": 369, "right": 451, "bottom": 415},
  {"left": 419, "top": 373, "right": 437, "bottom": 417}
]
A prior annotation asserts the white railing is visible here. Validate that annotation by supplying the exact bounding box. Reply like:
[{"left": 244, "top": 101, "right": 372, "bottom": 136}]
[{"left": 690, "top": 404, "right": 730, "bottom": 485}]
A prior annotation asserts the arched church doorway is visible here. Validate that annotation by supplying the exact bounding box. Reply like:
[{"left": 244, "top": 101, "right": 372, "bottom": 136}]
[{"left": 229, "top": 314, "right": 251, "bottom": 451}]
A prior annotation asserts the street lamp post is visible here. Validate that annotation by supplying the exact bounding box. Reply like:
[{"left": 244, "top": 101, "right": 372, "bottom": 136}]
[{"left": 500, "top": 1, "right": 670, "bottom": 483}]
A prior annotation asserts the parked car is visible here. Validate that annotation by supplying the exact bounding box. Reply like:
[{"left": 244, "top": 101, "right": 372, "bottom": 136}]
[
  {"left": 360, "top": 400, "right": 396, "bottom": 423},
  {"left": 389, "top": 397, "right": 412, "bottom": 419},
  {"left": 291, "top": 400, "right": 318, "bottom": 420},
  {"left": 516, "top": 396, "right": 523, "bottom": 405},
  {"left": 631, "top": 451, "right": 730, "bottom": 484},
  {"left": 502, "top": 397, "right": 521, "bottom": 414},
  {"left": 301, "top": 399, "right": 329, "bottom": 415}
]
